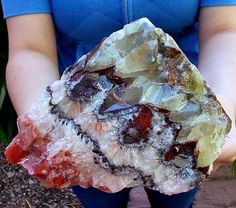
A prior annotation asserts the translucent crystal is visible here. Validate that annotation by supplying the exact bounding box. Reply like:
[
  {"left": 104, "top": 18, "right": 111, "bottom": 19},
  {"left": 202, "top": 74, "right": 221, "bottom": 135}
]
[{"left": 5, "top": 18, "right": 231, "bottom": 195}]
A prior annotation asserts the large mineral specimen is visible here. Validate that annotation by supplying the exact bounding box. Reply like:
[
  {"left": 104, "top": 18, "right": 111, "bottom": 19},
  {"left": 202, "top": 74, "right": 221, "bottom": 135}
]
[{"left": 5, "top": 18, "right": 231, "bottom": 195}]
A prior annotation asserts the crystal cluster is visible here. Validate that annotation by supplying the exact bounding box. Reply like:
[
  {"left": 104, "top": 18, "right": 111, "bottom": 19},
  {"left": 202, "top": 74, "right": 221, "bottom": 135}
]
[{"left": 5, "top": 18, "right": 231, "bottom": 195}]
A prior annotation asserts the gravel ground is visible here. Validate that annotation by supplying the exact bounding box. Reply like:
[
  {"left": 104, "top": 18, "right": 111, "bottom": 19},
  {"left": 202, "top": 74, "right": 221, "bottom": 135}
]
[
  {"left": 0, "top": 143, "right": 82, "bottom": 208},
  {"left": 1, "top": 141, "right": 236, "bottom": 208},
  {"left": 193, "top": 165, "right": 236, "bottom": 208}
]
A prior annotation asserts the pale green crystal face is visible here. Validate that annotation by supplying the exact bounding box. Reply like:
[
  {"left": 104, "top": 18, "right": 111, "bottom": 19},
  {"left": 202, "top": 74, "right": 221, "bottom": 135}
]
[{"left": 81, "top": 18, "right": 231, "bottom": 168}]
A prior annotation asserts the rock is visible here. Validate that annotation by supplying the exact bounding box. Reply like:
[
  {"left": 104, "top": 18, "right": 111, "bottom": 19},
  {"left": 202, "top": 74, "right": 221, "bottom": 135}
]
[
  {"left": 4, "top": 18, "right": 231, "bottom": 195},
  {"left": 7, "top": 172, "right": 14, "bottom": 178},
  {"left": 28, "top": 179, "right": 35, "bottom": 185}
]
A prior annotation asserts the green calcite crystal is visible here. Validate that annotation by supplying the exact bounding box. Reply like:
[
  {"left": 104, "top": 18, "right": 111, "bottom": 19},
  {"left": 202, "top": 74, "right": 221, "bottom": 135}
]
[{"left": 76, "top": 17, "right": 231, "bottom": 168}]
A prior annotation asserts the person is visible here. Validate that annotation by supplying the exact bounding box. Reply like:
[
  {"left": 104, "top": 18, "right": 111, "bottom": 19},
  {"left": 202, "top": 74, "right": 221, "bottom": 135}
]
[{"left": 1, "top": 1, "right": 236, "bottom": 207}]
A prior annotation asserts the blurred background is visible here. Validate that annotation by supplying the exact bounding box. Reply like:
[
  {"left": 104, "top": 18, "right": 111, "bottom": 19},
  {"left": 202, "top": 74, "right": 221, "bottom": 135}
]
[{"left": 0, "top": 5, "right": 17, "bottom": 145}]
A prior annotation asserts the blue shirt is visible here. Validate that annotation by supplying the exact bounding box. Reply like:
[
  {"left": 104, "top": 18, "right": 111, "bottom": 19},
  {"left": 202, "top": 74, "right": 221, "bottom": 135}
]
[{"left": 1, "top": 0, "right": 236, "bottom": 73}]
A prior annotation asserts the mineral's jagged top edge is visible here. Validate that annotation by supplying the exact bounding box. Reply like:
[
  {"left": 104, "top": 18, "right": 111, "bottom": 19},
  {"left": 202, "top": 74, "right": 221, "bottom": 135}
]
[
  {"left": 65, "top": 17, "right": 231, "bottom": 168},
  {"left": 70, "top": 17, "right": 231, "bottom": 125}
]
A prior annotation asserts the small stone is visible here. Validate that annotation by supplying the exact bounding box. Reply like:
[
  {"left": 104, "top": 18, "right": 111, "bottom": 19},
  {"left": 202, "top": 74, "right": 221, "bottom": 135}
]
[
  {"left": 6, "top": 172, "right": 14, "bottom": 178},
  {"left": 28, "top": 179, "right": 35, "bottom": 185}
]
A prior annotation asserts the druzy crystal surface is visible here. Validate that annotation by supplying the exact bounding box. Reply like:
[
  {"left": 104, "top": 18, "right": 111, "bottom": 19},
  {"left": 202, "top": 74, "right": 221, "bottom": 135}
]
[{"left": 5, "top": 18, "right": 231, "bottom": 195}]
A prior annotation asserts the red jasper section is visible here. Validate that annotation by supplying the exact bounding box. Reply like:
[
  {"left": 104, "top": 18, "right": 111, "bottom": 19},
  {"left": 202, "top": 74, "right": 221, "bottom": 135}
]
[
  {"left": 165, "top": 141, "right": 197, "bottom": 161},
  {"left": 5, "top": 143, "right": 29, "bottom": 164},
  {"left": 134, "top": 106, "right": 153, "bottom": 132},
  {"left": 122, "top": 106, "right": 153, "bottom": 145}
]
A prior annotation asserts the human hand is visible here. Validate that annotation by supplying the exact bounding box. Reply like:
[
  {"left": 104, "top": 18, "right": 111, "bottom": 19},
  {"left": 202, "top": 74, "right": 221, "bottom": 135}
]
[{"left": 211, "top": 96, "right": 236, "bottom": 173}]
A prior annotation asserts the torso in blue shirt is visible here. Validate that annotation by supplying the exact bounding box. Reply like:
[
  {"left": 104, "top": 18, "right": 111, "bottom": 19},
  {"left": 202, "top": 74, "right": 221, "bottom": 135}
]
[
  {"left": 3, "top": 0, "right": 236, "bottom": 73},
  {"left": 50, "top": 0, "right": 199, "bottom": 73}
]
